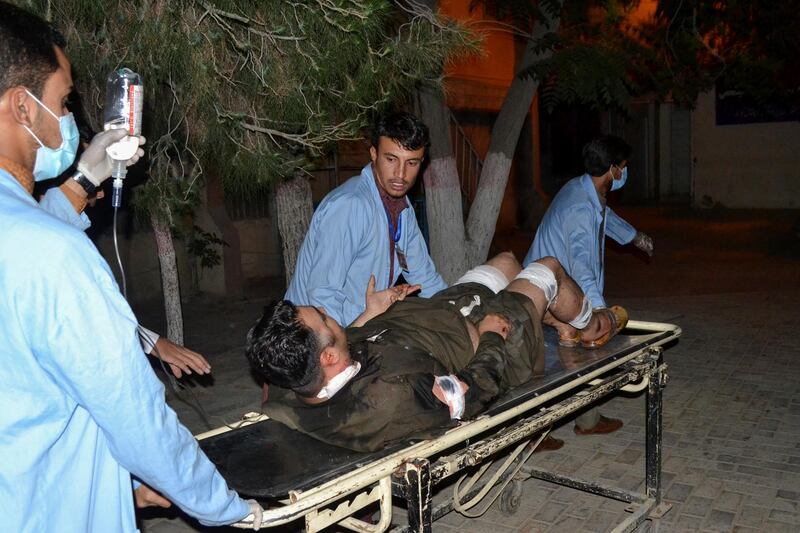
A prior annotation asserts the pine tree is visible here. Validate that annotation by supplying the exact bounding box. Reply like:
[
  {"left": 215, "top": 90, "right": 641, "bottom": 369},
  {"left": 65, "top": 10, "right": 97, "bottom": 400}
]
[{"left": 20, "top": 0, "right": 470, "bottom": 342}]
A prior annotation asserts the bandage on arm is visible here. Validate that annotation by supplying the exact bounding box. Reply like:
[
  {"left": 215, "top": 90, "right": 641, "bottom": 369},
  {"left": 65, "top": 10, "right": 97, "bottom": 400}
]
[{"left": 433, "top": 375, "right": 467, "bottom": 419}]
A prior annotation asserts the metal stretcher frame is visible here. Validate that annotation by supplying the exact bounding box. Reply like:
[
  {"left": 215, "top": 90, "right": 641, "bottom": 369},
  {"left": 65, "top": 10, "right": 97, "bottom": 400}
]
[{"left": 197, "top": 320, "right": 680, "bottom": 532}]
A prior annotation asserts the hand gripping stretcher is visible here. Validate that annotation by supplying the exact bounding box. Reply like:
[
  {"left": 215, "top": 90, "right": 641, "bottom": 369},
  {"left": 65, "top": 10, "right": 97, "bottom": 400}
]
[{"left": 197, "top": 320, "right": 680, "bottom": 532}]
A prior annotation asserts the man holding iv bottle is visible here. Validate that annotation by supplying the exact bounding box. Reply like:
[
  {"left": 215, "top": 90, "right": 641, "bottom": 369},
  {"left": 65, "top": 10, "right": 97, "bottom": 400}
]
[
  {"left": 0, "top": 2, "right": 262, "bottom": 530},
  {"left": 39, "top": 67, "right": 213, "bottom": 380}
]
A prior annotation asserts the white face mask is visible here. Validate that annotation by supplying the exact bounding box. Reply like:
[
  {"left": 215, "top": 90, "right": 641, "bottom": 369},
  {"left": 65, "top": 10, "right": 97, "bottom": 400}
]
[
  {"left": 316, "top": 361, "right": 361, "bottom": 400},
  {"left": 22, "top": 90, "right": 79, "bottom": 181}
]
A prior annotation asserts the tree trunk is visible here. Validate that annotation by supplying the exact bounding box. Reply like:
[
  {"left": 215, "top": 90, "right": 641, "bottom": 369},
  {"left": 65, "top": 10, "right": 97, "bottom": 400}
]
[
  {"left": 465, "top": 5, "right": 562, "bottom": 266},
  {"left": 150, "top": 213, "right": 184, "bottom": 345},
  {"left": 275, "top": 172, "right": 313, "bottom": 286},
  {"left": 415, "top": 0, "right": 469, "bottom": 283},
  {"left": 418, "top": 86, "right": 470, "bottom": 283},
  {"left": 418, "top": 1, "right": 563, "bottom": 274}
]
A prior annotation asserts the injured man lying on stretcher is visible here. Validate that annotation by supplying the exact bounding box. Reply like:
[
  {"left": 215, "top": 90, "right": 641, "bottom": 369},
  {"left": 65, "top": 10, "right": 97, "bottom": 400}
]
[{"left": 245, "top": 253, "right": 628, "bottom": 452}]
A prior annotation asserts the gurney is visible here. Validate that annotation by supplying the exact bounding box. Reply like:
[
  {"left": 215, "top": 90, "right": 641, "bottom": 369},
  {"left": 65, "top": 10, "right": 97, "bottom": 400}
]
[{"left": 198, "top": 320, "right": 680, "bottom": 532}]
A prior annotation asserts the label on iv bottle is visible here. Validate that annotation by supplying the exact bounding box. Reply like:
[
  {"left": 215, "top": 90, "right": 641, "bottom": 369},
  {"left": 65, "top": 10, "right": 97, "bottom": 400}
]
[
  {"left": 105, "top": 84, "right": 143, "bottom": 161},
  {"left": 124, "top": 84, "right": 143, "bottom": 135}
]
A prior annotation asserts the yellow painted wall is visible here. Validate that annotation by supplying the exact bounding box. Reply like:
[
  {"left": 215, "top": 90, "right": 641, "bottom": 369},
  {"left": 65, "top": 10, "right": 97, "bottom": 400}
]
[{"left": 439, "top": 0, "right": 517, "bottom": 88}]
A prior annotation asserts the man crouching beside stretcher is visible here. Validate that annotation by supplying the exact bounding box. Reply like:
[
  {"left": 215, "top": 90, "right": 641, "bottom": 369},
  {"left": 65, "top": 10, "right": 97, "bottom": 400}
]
[{"left": 245, "top": 253, "right": 628, "bottom": 452}]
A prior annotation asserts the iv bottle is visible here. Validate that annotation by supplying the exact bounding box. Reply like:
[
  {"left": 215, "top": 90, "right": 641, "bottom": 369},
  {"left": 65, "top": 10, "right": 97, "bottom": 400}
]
[{"left": 103, "top": 68, "right": 143, "bottom": 180}]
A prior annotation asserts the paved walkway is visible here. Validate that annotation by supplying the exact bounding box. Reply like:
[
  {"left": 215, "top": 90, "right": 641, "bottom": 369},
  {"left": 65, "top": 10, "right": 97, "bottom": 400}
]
[{"left": 138, "top": 208, "right": 800, "bottom": 532}]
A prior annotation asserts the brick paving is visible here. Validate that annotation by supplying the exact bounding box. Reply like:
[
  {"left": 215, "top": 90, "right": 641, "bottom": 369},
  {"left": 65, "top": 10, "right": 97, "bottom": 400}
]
[
  {"left": 138, "top": 208, "right": 800, "bottom": 532},
  {"left": 430, "top": 290, "right": 800, "bottom": 533}
]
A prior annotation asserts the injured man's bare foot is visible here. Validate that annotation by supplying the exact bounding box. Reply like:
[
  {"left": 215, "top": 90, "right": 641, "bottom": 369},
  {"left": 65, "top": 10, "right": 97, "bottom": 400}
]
[{"left": 543, "top": 310, "right": 580, "bottom": 347}]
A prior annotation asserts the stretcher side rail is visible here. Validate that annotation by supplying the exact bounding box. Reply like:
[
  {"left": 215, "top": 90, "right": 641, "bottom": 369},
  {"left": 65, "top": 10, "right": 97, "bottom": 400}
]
[
  {"left": 196, "top": 320, "right": 680, "bottom": 531},
  {"left": 393, "top": 349, "right": 669, "bottom": 533}
]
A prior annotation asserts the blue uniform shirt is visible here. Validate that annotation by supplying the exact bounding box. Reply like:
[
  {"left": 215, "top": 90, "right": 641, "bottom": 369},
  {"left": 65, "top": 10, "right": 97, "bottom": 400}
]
[
  {"left": 524, "top": 174, "right": 636, "bottom": 308},
  {"left": 286, "top": 164, "right": 446, "bottom": 326},
  {"left": 0, "top": 170, "right": 249, "bottom": 531},
  {"left": 39, "top": 186, "right": 91, "bottom": 231}
]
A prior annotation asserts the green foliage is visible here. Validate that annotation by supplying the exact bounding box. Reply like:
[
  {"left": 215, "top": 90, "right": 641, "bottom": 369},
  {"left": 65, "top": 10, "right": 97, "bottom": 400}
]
[
  {"left": 650, "top": 0, "right": 800, "bottom": 107},
  {"left": 477, "top": 0, "right": 799, "bottom": 112},
  {"left": 478, "top": 0, "right": 648, "bottom": 112},
  {"left": 16, "top": 0, "right": 470, "bottom": 227},
  {"left": 186, "top": 225, "right": 227, "bottom": 270},
  {"left": 526, "top": 39, "right": 636, "bottom": 113}
]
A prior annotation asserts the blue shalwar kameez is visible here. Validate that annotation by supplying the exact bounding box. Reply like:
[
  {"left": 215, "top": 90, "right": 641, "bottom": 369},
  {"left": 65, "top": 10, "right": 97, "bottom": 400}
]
[
  {"left": 524, "top": 174, "right": 637, "bottom": 308},
  {"left": 0, "top": 170, "right": 248, "bottom": 532},
  {"left": 286, "top": 164, "right": 446, "bottom": 326}
]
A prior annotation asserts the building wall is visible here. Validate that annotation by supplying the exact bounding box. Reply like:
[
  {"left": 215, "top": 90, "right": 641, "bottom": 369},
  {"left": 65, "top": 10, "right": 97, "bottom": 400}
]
[
  {"left": 692, "top": 89, "right": 800, "bottom": 208},
  {"left": 440, "top": 0, "right": 516, "bottom": 93},
  {"left": 234, "top": 218, "right": 283, "bottom": 281},
  {"left": 94, "top": 213, "right": 282, "bottom": 304},
  {"left": 95, "top": 227, "right": 192, "bottom": 305},
  {"left": 658, "top": 103, "right": 693, "bottom": 200},
  {"left": 438, "top": 1, "right": 532, "bottom": 235}
]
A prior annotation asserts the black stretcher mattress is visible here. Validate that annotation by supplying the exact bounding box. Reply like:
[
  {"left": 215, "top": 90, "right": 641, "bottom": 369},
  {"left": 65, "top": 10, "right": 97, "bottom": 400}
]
[{"left": 200, "top": 326, "right": 674, "bottom": 498}]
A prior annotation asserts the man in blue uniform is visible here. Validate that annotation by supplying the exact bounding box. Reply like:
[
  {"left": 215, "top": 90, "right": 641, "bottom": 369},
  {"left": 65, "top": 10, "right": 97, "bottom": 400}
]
[
  {"left": 286, "top": 111, "right": 447, "bottom": 326},
  {"left": 39, "top": 133, "right": 213, "bottom": 380},
  {"left": 0, "top": 4, "right": 260, "bottom": 530},
  {"left": 524, "top": 135, "right": 654, "bottom": 435}
]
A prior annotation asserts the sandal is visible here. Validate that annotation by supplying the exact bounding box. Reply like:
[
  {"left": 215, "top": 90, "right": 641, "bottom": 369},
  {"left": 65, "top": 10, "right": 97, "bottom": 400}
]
[
  {"left": 558, "top": 330, "right": 581, "bottom": 347},
  {"left": 581, "top": 306, "right": 628, "bottom": 349}
]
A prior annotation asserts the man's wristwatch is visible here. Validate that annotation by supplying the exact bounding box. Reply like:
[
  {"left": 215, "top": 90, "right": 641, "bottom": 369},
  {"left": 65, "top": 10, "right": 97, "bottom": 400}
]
[{"left": 71, "top": 171, "right": 97, "bottom": 196}]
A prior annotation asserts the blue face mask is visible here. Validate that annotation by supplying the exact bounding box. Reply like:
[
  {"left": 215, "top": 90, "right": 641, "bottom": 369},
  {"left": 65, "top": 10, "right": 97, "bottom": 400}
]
[
  {"left": 23, "top": 90, "right": 79, "bottom": 181},
  {"left": 610, "top": 165, "right": 627, "bottom": 191}
]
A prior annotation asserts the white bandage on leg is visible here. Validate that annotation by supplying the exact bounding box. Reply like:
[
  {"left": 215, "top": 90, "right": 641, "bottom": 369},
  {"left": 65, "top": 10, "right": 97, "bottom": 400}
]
[
  {"left": 454, "top": 264, "right": 509, "bottom": 294},
  {"left": 514, "top": 262, "right": 558, "bottom": 306},
  {"left": 569, "top": 295, "right": 593, "bottom": 329}
]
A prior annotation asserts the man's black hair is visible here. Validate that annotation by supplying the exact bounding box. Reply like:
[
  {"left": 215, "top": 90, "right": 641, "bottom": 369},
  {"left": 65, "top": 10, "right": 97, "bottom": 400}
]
[
  {"left": 0, "top": 2, "right": 67, "bottom": 98},
  {"left": 582, "top": 135, "right": 632, "bottom": 177},
  {"left": 371, "top": 111, "right": 430, "bottom": 152},
  {"left": 245, "top": 300, "right": 324, "bottom": 397}
]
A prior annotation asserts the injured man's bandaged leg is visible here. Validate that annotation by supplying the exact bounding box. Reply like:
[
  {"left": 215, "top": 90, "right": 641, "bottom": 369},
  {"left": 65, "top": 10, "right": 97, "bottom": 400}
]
[
  {"left": 508, "top": 257, "right": 627, "bottom": 349},
  {"left": 454, "top": 251, "right": 522, "bottom": 295},
  {"left": 512, "top": 261, "right": 588, "bottom": 346},
  {"left": 454, "top": 264, "right": 509, "bottom": 295}
]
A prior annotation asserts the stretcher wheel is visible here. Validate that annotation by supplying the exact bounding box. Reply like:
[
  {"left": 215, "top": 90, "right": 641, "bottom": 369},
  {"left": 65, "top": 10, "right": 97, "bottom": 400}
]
[{"left": 499, "top": 479, "right": 523, "bottom": 515}]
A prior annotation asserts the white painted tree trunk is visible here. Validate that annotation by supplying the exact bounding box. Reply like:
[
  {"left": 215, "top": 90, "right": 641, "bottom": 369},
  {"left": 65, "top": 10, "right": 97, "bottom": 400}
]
[
  {"left": 420, "top": 2, "right": 563, "bottom": 275},
  {"left": 419, "top": 86, "right": 470, "bottom": 283},
  {"left": 465, "top": 152, "right": 514, "bottom": 266},
  {"left": 150, "top": 213, "right": 184, "bottom": 344},
  {"left": 275, "top": 173, "right": 313, "bottom": 286},
  {"left": 465, "top": 8, "right": 562, "bottom": 266},
  {"left": 424, "top": 156, "right": 470, "bottom": 283}
]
